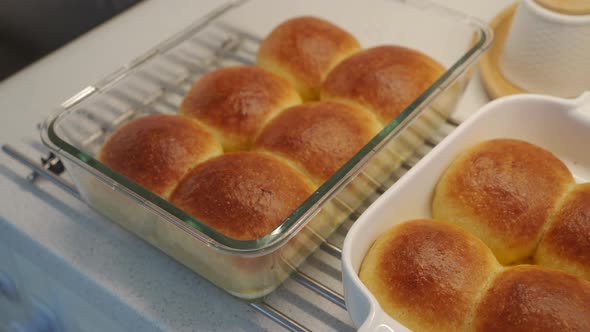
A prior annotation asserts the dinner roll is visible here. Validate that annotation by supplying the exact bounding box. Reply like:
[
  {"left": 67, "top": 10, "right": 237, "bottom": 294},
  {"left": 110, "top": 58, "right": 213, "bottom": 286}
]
[
  {"left": 257, "top": 16, "right": 361, "bottom": 101},
  {"left": 98, "top": 114, "right": 222, "bottom": 199},
  {"left": 320, "top": 45, "right": 445, "bottom": 124},
  {"left": 360, "top": 219, "right": 500, "bottom": 332},
  {"left": 169, "top": 152, "right": 315, "bottom": 240},
  {"left": 254, "top": 101, "right": 381, "bottom": 185},
  {"left": 179, "top": 65, "right": 301, "bottom": 151},
  {"left": 432, "top": 139, "right": 574, "bottom": 264},
  {"left": 535, "top": 183, "right": 590, "bottom": 281},
  {"left": 471, "top": 265, "right": 590, "bottom": 332}
]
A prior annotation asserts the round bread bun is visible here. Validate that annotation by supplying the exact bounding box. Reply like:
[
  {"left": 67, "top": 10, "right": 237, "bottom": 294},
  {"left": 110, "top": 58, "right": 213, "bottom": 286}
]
[
  {"left": 257, "top": 16, "right": 361, "bottom": 101},
  {"left": 471, "top": 265, "right": 590, "bottom": 332},
  {"left": 98, "top": 114, "right": 222, "bottom": 199},
  {"left": 179, "top": 65, "right": 301, "bottom": 151},
  {"left": 254, "top": 101, "right": 381, "bottom": 185},
  {"left": 432, "top": 139, "right": 575, "bottom": 265},
  {"left": 169, "top": 152, "right": 316, "bottom": 240},
  {"left": 535, "top": 183, "right": 590, "bottom": 282},
  {"left": 320, "top": 45, "right": 445, "bottom": 124},
  {"left": 359, "top": 219, "right": 500, "bottom": 332}
]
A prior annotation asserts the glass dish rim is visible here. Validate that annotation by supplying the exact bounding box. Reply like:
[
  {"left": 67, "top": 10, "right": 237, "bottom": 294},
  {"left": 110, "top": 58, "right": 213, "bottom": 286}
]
[{"left": 40, "top": 0, "right": 493, "bottom": 255}]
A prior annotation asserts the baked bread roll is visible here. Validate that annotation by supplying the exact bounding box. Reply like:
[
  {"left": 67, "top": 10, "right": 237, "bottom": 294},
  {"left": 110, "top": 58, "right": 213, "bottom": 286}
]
[
  {"left": 169, "top": 152, "right": 315, "bottom": 240},
  {"left": 432, "top": 139, "right": 574, "bottom": 264},
  {"left": 179, "top": 65, "right": 301, "bottom": 151},
  {"left": 257, "top": 16, "right": 361, "bottom": 101},
  {"left": 535, "top": 183, "right": 590, "bottom": 281},
  {"left": 98, "top": 114, "right": 222, "bottom": 199},
  {"left": 320, "top": 45, "right": 445, "bottom": 124},
  {"left": 254, "top": 101, "right": 381, "bottom": 185},
  {"left": 471, "top": 265, "right": 590, "bottom": 332},
  {"left": 360, "top": 219, "right": 500, "bottom": 332}
]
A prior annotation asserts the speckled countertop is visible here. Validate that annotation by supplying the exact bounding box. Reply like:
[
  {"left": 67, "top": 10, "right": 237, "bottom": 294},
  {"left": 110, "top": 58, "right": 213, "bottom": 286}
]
[{"left": 0, "top": 0, "right": 513, "bottom": 330}]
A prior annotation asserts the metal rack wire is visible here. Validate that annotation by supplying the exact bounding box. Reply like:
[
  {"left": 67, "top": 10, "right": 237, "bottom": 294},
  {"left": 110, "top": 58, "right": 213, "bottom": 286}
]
[{"left": 1, "top": 23, "right": 461, "bottom": 331}]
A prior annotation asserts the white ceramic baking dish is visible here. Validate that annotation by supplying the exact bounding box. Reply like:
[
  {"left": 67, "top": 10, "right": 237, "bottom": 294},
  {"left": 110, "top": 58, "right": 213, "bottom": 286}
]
[{"left": 342, "top": 91, "right": 590, "bottom": 331}]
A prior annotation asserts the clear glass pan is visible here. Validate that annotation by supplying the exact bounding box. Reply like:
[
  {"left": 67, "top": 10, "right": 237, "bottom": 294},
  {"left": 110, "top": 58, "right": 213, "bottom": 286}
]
[{"left": 41, "top": 0, "right": 492, "bottom": 298}]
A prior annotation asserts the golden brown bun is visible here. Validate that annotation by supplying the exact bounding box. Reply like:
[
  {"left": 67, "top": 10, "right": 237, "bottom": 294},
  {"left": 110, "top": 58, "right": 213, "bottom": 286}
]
[
  {"left": 254, "top": 101, "right": 381, "bottom": 185},
  {"left": 360, "top": 219, "right": 500, "bottom": 332},
  {"left": 179, "top": 65, "right": 301, "bottom": 151},
  {"left": 257, "top": 16, "right": 361, "bottom": 101},
  {"left": 169, "top": 152, "right": 315, "bottom": 240},
  {"left": 320, "top": 45, "right": 445, "bottom": 124},
  {"left": 98, "top": 114, "right": 222, "bottom": 199},
  {"left": 432, "top": 139, "right": 574, "bottom": 264},
  {"left": 471, "top": 265, "right": 590, "bottom": 332},
  {"left": 535, "top": 183, "right": 590, "bottom": 281}
]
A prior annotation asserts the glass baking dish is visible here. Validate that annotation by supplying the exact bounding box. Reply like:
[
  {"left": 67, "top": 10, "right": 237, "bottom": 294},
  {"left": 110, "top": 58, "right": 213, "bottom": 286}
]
[{"left": 40, "top": 0, "right": 492, "bottom": 299}]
